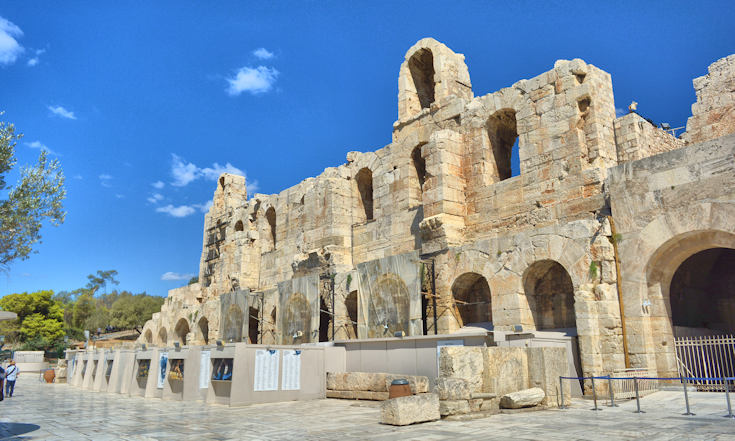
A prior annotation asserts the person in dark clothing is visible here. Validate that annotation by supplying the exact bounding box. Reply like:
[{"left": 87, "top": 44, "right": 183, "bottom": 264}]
[{"left": 0, "top": 364, "right": 5, "bottom": 401}]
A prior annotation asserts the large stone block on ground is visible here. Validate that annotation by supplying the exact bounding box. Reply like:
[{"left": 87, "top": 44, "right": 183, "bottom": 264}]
[
  {"left": 482, "top": 347, "right": 528, "bottom": 397},
  {"left": 327, "top": 372, "right": 429, "bottom": 393},
  {"left": 439, "top": 399, "right": 470, "bottom": 416},
  {"left": 439, "top": 347, "right": 484, "bottom": 393},
  {"left": 434, "top": 377, "right": 471, "bottom": 400},
  {"left": 380, "top": 393, "right": 440, "bottom": 426},
  {"left": 526, "top": 347, "right": 569, "bottom": 406},
  {"left": 500, "top": 387, "right": 545, "bottom": 409}
]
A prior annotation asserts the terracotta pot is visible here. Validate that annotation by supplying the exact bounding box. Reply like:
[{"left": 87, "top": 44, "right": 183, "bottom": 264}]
[
  {"left": 388, "top": 379, "right": 412, "bottom": 399},
  {"left": 43, "top": 369, "right": 56, "bottom": 383}
]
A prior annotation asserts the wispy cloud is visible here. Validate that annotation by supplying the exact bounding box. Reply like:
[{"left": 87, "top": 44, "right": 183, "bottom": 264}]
[
  {"left": 253, "top": 48, "right": 274, "bottom": 60},
  {"left": 115, "top": 194, "right": 125, "bottom": 199},
  {"left": 616, "top": 108, "right": 626, "bottom": 118},
  {"left": 0, "top": 16, "right": 24, "bottom": 66},
  {"left": 170, "top": 154, "right": 244, "bottom": 187},
  {"left": 161, "top": 271, "right": 196, "bottom": 281},
  {"left": 247, "top": 180, "right": 260, "bottom": 195},
  {"left": 25, "top": 140, "right": 57, "bottom": 156},
  {"left": 48, "top": 105, "right": 77, "bottom": 120},
  {"left": 27, "top": 48, "right": 44, "bottom": 67},
  {"left": 99, "top": 174, "right": 113, "bottom": 187},
  {"left": 155, "top": 201, "right": 212, "bottom": 218},
  {"left": 147, "top": 193, "right": 164, "bottom": 204},
  {"left": 73, "top": 174, "right": 83, "bottom": 180},
  {"left": 151, "top": 180, "right": 165, "bottom": 189},
  {"left": 226, "top": 66, "right": 279, "bottom": 96}
]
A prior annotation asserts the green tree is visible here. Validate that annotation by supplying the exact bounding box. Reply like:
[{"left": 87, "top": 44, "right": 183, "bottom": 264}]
[
  {"left": 72, "top": 292, "right": 96, "bottom": 329},
  {"left": 0, "top": 115, "right": 66, "bottom": 270},
  {"left": 109, "top": 292, "right": 164, "bottom": 330},
  {"left": 0, "top": 290, "right": 65, "bottom": 348},
  {"left": 86, "top": 269, "right": 119, "bottom": 294}
]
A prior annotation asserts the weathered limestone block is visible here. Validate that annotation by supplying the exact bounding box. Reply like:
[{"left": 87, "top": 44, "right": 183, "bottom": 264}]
[
  {"left": 439, "top": 346, "right": 484, "bottom": 393},
  {"left": 380, "top": 393, "right": 440, "bottom": 426},
  {"left": 385, "top": 374, "right": 429, "bottom": 394},
  {"left": 327, "top": 372, "right": 428, "bottom": 394},
  {"left": 500, "top": 388, "right": 545, "bottom": 409},
  {"left": 468, "top": 398, "right": 483, "bottom": 412},
  {"left": 439, "top": 399, "right": 470, "bottom": 416},
  {"left": 482, "top": 347, "right": 528, "bottom": 397},
  {"left": 326, "top": 390, "right": 390, "bottom": 400},
  {"left": 526, "top": 347, "right": 569, "bottom": 406},
  {"left": 434, "top": 377, "right": 471, "bottom": 400}
]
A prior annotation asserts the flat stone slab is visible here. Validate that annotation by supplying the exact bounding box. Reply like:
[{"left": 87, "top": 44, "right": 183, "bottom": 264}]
[
  {"left": 500, "top": 387, "right": 545, "bottom": 409},
  {"left": 327, "top": 372, "right": 428, "bottom": 393}
]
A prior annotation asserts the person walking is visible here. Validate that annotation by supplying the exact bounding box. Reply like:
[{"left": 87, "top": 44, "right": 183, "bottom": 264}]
[
  {"left": 0, "top": 364, "right": 5, "bottom": 401},
  {"left": 5, "top": 361, "right": 17, "bottom": 398}
]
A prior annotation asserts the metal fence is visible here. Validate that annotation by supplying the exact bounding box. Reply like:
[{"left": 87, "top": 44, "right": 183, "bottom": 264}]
[
  {"left": 610, "top": 368, "right": 658, "bottom": 399},
  {"left": 676, "top": 335, "right": 735, "bottom": 392}
]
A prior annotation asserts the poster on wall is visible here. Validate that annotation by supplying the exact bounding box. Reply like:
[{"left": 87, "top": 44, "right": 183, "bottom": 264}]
[
  {"left": 254, "top": 349, "right": 279, "bottom": 391},
  {"left": 281, "top": 349, "right": 301, "bottom": 391},
  {"left": 199, "top": 351, "right": 211, "bottom": 389},
  {"left": 157, "top": 352, "right": 168, "bottom": 389}
]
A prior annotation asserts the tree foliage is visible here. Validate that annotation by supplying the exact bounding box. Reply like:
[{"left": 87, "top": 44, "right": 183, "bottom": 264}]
[
  {"left": 0, "top": 115, "right": 66, "bottom": 270},
  {"left": 0, "top": 290, "right": 65, "bottom": 348}
]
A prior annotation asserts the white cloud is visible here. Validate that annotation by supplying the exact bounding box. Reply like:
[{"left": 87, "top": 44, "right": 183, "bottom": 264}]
[
  {"left": 0, "top": 17, "right": 24, "bottom": 66},
  {"left": 73, "top": 174, "right": 83, "bottom": 180},
  {"left": 170, "top": 154, "right": 244, "bottom": 187},
  {"left": 156, "top": 204, "right": 196, "bottom": 218},
  {"left": 25, "top": 140, "right": 57, "bottom": 156},
  {"left": 252, "top": 48, "right": 274, "bottom": 60},
  {"left": 99, "top": 174, "right": 113, "bottom": 187},
  {"left": 226, "top": 66, "right": 279, "bottom": 96},
  {"left": 198, "top": 201, "right": 213, "bottom": 213},
  {"left": 246, "top": 179, "right": 260, "bottom": 195},
  {"left": 147, "top": 193, "right": 164, "bottom": 204},
  {"left": 27, "top": 48, "right": 44, "bottom": 67},
  {"left": 161, "top": 271, "right": 196, "bottom": 281},
  {"left": 616, "top": 108, "right": 626, "bottom": 118},
  {"left": 115, "top": 194, "right": 125, "bottom": 199},
  {"left": 48, "top": 105, "right": 77, "bottom": 120},
  {"left": 151, "top": 180, "right": 165, "bottom": 189}
]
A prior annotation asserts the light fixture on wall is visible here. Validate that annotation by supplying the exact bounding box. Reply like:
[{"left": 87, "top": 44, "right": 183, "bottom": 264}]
[
  {"left": 394, "top": 331, "right": 405, "bottom": 338},
  {"left": 216, "top": 340, "right": 224, "bottom": 347},
  {"left": 293, "top": 331, "right": 303, "bottom": 339},
  {"left": 174, "top": 342, "right": 181, "bottom": 350},
  {"left": 513, "top": 325, "right": 523, "bottom": 333},
  {"left": 141, "top": 344, "right": 147, "bottom": 351}
]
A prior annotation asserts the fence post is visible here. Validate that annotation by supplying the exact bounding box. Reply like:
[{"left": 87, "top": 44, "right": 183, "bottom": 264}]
[
  {"left": 724, "top": 378, "right": 734, "bottom": 419},
  {"left": 591, "top": 377, "right": 601, "bottom": 411},
  {"left": 682, "top": 375, "right": 695, "bottom": 416},
  {"left": 633, "top": 377, "right": 644, "bottom": 413},
  {"left": 607, "top": 375, "right": 617, "bottom": 407},
  {"left": 559, "top": 376, "right": 567, "bottom": 409}
]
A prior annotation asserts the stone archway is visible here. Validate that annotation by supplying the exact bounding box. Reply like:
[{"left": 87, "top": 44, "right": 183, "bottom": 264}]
[
  {"left": 158, "top": 327, "right": 168, "bottom": 346},
  {"left": 198, "top": 317, "right": 209, "bottom": 345},
  {"left": 451, "top": 272, "right": 492, "bottom": 328},
  {"left": 174, "top": 318, "right": 190, "bottom": 345},
  {"left": 223, "top": 305, "right": 244, "bottom": 343},
  {"left": 522, "top": 260, "right": 576, "bottom": 331},
  {"left": 283, "top": 293, "right": 311, "bottom": 345},
  {"left": 144, "top": 329, "right": 153, "bottom": 344}
]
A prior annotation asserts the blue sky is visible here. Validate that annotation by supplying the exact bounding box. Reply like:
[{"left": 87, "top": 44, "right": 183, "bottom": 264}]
[{"left": 0, "top": 1, "right": 733, "bottom": 297}]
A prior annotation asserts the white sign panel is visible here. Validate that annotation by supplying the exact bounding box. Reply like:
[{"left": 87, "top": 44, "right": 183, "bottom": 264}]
[
  {"left": 281, "top": 350, "right": 301, "bottom": 391},
  {"left": 199, "top": 351, "right": 211, "bottom": 389},
  {"left": 254, "top": 349, "right": 279, "bottom": 391},
  {"left": 157, "top": 352, "right": 168, "bottom": 389}
]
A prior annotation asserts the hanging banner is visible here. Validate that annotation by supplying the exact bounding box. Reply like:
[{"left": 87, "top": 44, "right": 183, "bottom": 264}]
[
  {"left": 253, "top": 349, "right": 279, "bottom": 391},
  {"left": 157, "top": 352, "right": 168, "bottom": 389},
  {"left": 199, "top": 351, "right": 211, "bottom": 389},
  {"left": 281, "top": 349, "right": 301, "bottom": 391}
]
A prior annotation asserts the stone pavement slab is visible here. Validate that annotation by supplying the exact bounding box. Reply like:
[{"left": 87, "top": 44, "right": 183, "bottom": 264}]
[{"left": 1, "top": 376, "right": 734, "bottom": 440}]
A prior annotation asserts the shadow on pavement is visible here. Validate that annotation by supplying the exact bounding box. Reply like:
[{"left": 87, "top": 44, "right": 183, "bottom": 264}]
[{"left": 0, "top": 422, "right": 41, "bottom": 439}]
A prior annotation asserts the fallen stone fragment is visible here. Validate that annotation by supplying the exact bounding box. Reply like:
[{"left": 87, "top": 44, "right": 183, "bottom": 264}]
[{"left": 500, "top": 387, "right": 545, "bottom": 409}]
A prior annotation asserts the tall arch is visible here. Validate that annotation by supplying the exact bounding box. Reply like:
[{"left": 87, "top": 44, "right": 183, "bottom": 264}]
[
  {"left": 451, "top": 273, "right": 492, "bottom": 328},
  {"left": 486, "top": 109, "right": 519, "bottom": 181},
  {"left": 369, "top": 273, "right": 410, "bottom": 338},
  {"left": 223, "top": 305, "right": 244, "bottom": 343},
  {"left": 408, "top": 48, "right": 435, "bottom": 109},
  {"left": 265, "top": 207, "right": 277, "bottom": 250},
  {"left": 318, "top": 296, "right": 330, "bottom": 342},
  {"left": 248, "top": 306, "right": 260, "bottom": 344},
  {"left": 198, "top": 317, "right": 209, "bottom": 345},
  {"left": 174, "top": 318, "right": 190, "bottom": 345},
  {"left": 144, "top": 329, "right": 153, "bottom": 344},
  {"left": 345, "top": 290, "right": 358, "bottom": 339},
  {"left": 158, "top": 327, "right": 168, "bottom": 346},
  {"left": 412, "top": 144, "right": 427, "bottom": 197},
  {"left": 523, "top": 260, "right": 576, "bottom": 331},
  {"left": 283, "top": 293, "right": 311, "bottom": 345},
  {"left": 355, "top": 168, "right": 373, "bottom": 222}
]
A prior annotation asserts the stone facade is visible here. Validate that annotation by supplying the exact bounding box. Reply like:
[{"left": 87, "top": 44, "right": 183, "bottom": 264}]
[{"left": 140, "top": 38, "right": 735, "bottom": 384}]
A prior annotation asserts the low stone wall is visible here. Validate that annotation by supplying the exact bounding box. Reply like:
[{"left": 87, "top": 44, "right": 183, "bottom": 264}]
[
  {"left": 326, "top": 372, "right": 429, "bottom": 400},
  {"left": 439, "top": 346, "right": 569, "bottom": 408}
]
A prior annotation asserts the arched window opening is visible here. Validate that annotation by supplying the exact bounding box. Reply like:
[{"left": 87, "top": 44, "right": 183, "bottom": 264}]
[
  {"left": 319, "top": 296, "right": 330, "bottom": 342},
  {"left": 486, "top": 109, "right": 519, "bottom": 181},
  {"left": 412, "top": 144, "right": 427, "bottom": 192},
  {"left": 368, "top": 274, "right": 410, "bottom": 338},
  {"left": 198, "top": 317, "right": 209, "bottom": 345},
  {"left": 144, "top": 329, "right": 153, "bottom": 344},
  {"left": 235, "top": 220, "right": 244, "bottom": 232},
  {"left": 355, "top": 168, "right": 373, "bottom": 222},
  {"left": 284, "top": 293, "right": 311, "bottom": 345},
  {"left": 670, "top": 248, "right": 735, "bottom": 337},
  {"left": 345, "top": 290, "right": 358, "bottom": 339},
  {"left": 174, "top": 318, "right": 190, "bottom": 345},
  {"left": 408, "top": 49, "right": 435, "bottom": 109},
  {"left": 219, "top": 176, "right": 225, "bottom": 190},
  {"left": 248, "top": 307, "right": 260, "bottom": 344},
  {"left": 158, "top": 328, "right": 168, "bottom": 346},
  {"left": 523, "top": 260, "right": 576, "bottom": 330},
  {"left": 265, "top": 207, "right": 277, "bottom": 250},
  {"left": 451, "top": 273, "right": 492, "bottom": 328}
]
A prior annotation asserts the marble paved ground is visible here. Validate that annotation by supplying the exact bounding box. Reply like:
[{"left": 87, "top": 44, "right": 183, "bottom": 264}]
[{"left": 1, "top": 376, "right": 734, "bottom": 440}]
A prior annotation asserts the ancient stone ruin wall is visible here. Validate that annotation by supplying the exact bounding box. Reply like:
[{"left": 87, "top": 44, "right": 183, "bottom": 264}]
[
  {"left": 683, "top": 54, "right": 735, "bottom": 144},
  {"left": 138, "top": 39, "right": 735, "bottom": 384}
]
